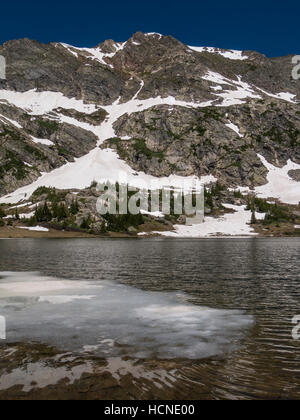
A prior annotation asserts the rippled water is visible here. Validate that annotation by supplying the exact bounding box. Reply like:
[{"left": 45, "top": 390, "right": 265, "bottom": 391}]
[{"left": 0, "top": 238, "right": 299, "bottom": 399}]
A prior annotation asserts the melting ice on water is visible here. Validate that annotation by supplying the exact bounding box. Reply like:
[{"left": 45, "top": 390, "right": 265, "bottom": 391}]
[{"left": 0, "top": 272, "right": 254, "bottom": 359}]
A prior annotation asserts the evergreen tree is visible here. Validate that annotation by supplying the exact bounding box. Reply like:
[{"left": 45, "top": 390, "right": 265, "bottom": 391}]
[
  {"left": 51, "top": 202, "right": 59, "bottom": 219},
  {"left": 57, "top": 203, "right": 68, "bottom": 221},
  {"left": 35, "top": 202, "right": 52, "bottom": 222},
  {"left": 80, "top": 215, "right": 92, "bottom": 230},
  {"left": 70, "top": 199, "right": 79, "bottom": 215},
  {"left": 0, "top": 206, "right": 6, "bottom": 219},
  {"left": 51, "top": 202, "right": 69, "bottom": 221},
  {"left": 28, "top": 215, "right": 37, "bottom": 227},
  {"left": 251, "top": 209, "right": 257, "bottom": 224},
  {"left": 100, "top": 221, "right": 107, "bottom": 233}
]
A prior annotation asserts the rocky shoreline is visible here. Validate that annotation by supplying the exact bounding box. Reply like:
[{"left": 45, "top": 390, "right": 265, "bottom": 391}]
[
  {"left": 0, "top": 341, "right": 196, "bottom": 400},
  {"left": 0, "top": 339, "right": 298, "bottom": 400}
]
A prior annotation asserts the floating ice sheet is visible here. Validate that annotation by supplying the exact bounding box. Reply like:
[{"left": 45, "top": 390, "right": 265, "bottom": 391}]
[{"left": 0, "top": 271, "right": 254, "bottom": 359}]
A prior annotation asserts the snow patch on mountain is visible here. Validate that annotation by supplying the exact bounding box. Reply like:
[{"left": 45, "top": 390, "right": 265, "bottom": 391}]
[
  {"left": 230, "top": 156, "right": 300, "bottom": 205},
  {"left": 202, "top": 71, "right": 261, "bottom": 106},
  {"left": 31, "top": 137, "right": 54, "bottom": 146},
  {"left": 0, "top": 148, "right": 216, "bottom": 205},
  {"left": 0, "top": 85, "right": 215, "bottom": 118},
  {"left": 225, "top": 120, "right": 244, "bottom": 137},
  {"left": 4, "top": 211, "right": 35, "bottom": 219},
  {"left": 18, "top": 226, "right": 49, "bottom": 232},
  {"left": 254, "top": 155, "right": 300, "bottom": 205},
  {"left": 59, "top": 43, "right": 79, "bottom": 58},
  {"left": 255, "top": 87, "right": 298, "bottom": 104},
  {"left": 145, "top": 33, "right": 163, "bottom": 39},
  {"left": 189, "top": 46, "right": 249, "bottom": 61},
  {"left": 145, "top": 204, "right": 265, "bottom": 238},
  {"left": 74, "top": 47, "right": 115, "bottom": 68},
  {"left": 9, "top": 202, "right": 32, "bottom": 209},
  {"left": 0, "top": 114, "right": 23, "bottom": 129},
  {"left": 0, "top": 90, "right": 98, "bottom": 115},
  {"left": 202, "top": 71, "right": 297, "bottom": 106},
  {"left": 59, "top": 42, "right": 126, "bottom": 67}
]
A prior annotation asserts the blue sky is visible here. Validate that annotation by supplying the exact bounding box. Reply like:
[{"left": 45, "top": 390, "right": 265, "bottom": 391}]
[{"left": 1, "top": 0, "right": 299, "bottom": 57}]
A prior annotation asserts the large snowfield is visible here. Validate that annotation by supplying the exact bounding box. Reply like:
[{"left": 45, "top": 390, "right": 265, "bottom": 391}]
[
  {"left": 255, "top": 155, "right": 300, "bottom": 205},
  {"left": 140, "top": 204, "right": 266, "bottom": 238}
]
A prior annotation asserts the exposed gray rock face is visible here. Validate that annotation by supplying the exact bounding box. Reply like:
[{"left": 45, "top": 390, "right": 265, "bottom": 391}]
[
  {"left": 0, "top": 32, "right": 299, "bottom": 197},
  {"left": 53, "top": 108, "right": 108, "bottom": 126},
  {"left": 0, "top": 38, "right": 130, "bottom": 105},
  {"left": 0, "top": 103, "right": 98, "bottom": 195},
  {"left": 288, "top": 169, "right": 300, "bottom": 181},
  {"left": 102, "top": 98, "right": 300, "bottom": 187}
]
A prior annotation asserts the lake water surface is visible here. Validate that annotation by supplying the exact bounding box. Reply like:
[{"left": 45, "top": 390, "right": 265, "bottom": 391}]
[{"left": 0, "top": 238, "right": 299, "bottom": 399}]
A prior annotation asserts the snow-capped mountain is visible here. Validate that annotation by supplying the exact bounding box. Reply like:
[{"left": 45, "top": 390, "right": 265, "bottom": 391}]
[{"left": 0, "top": 32, "right": 299, "bottom": 237}]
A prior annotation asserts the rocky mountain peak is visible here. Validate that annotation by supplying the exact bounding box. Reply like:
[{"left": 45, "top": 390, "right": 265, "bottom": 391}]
[{"left": 97, "top": 39, "right": 121, "bottom": 54}]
